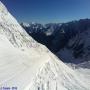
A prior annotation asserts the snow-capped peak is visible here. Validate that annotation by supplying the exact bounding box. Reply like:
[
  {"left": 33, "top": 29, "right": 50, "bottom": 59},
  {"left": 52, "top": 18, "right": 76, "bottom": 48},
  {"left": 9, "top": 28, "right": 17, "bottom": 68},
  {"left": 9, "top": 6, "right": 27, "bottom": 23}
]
[{"left": 21, "top": 22, "right": 30, "bottom": 27}]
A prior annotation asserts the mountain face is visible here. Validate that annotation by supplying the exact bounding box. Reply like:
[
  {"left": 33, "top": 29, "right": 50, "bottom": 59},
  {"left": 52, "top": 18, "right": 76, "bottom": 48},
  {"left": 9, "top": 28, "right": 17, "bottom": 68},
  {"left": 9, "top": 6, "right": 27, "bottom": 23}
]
[
  {"left": 0, "top": 1, "right": 90, "bottom": 90},
  {"left": 57, "top": 27, "right": 90, "bottom": 64},
  {"left": 56, "top": 20, "right": 90, "bottom": 64},
  {"left": 22, "top": 19, "right": 90, "bottom": 64}
]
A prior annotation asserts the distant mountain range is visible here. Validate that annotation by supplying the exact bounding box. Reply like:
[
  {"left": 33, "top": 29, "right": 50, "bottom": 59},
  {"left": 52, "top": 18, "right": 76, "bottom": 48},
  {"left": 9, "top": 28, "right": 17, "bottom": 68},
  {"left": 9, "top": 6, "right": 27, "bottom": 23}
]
[{"left": 21, "top": 19, "right": 90, "bottom": 64}]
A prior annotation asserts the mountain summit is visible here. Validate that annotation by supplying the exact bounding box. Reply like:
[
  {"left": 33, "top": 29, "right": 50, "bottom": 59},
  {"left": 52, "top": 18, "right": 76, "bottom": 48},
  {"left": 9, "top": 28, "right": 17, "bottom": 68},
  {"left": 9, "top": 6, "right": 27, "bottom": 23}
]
[{"left": 0, "top": 1, "right": 89, "bottom": 90}]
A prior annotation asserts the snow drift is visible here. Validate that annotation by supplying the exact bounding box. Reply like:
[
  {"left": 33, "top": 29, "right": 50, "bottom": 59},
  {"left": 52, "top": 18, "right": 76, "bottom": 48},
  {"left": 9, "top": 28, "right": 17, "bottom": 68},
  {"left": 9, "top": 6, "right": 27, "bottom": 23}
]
[{"left": 0, "top": 1, "right": 89, "bottom": 90}]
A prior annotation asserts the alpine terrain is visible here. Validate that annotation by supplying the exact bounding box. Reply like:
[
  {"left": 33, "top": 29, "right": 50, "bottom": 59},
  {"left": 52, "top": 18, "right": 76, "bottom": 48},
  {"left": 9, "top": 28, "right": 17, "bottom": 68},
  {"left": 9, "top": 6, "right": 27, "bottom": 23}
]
[
  {"left": 0, "top": 1, "right": 90, "bottom": 90},
  {"left": 22, "top": 19, "right": 90, "bottom": 64}
]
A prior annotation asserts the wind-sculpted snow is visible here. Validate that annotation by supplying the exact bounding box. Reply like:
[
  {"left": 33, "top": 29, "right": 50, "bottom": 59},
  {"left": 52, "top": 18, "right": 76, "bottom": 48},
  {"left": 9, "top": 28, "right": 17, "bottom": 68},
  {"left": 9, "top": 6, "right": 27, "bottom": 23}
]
[
  {"left": 28, "top": 53, "right": 89, "bottom": 90},
  {"left": 0, "top": 1, "right": 90, "bottom": 90}
]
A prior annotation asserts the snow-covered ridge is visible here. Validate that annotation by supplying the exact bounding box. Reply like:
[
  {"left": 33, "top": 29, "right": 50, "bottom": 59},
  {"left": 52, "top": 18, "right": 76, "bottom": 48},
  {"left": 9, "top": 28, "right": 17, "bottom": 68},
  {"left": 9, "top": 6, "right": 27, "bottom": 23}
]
[
  {"left": 0, "top": 1, "right": 41, "bottom": 49},
  {"left": 0, "top": 1, "right": 8, "bottom": 16}
]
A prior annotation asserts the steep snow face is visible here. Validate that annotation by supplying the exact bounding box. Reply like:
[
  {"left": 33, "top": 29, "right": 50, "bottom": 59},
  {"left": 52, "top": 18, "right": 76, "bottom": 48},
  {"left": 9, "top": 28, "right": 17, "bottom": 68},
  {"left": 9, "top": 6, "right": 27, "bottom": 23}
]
[
  {"left": 0, "top": 1, "right": 90, "bottom": 90},
  {"left": 0, "top": 1, "right": 40, "bottom": 49}
]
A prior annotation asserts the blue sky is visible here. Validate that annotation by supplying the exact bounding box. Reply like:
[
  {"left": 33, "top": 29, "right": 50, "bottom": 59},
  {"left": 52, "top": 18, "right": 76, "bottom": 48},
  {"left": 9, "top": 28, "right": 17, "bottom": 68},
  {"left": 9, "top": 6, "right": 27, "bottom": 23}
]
[{"left": 1, "top": 0, "right": 90, "bottom": 23}]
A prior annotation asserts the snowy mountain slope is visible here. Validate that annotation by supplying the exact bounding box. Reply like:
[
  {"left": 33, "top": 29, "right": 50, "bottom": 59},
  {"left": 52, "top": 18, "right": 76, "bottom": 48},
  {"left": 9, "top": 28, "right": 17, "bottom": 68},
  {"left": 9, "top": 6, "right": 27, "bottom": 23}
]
[
  {"left": 0, "top": 1, "right": 41, "bottom": 49},
  {"left": 0, "top": 1, "right": 90, "bottom": 90},
  {"left": 1, "top": 34, "right": 89, "bottom": 90},
  {"left": 0, "top": 36, "right": 89, "bottom": 90},
  {"left": 28, "top": 53, "right": 90, "bottom": 90},
  {"left": 0, "top": 34, "right": 50, "bottom": 90}
]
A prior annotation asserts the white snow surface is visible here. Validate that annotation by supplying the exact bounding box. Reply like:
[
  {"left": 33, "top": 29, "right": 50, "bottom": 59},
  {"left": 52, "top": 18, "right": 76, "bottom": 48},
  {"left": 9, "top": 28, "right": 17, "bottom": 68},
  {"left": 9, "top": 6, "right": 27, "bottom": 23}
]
[{"left": 0, "top": 1, "right": 90, "bottom": 90}]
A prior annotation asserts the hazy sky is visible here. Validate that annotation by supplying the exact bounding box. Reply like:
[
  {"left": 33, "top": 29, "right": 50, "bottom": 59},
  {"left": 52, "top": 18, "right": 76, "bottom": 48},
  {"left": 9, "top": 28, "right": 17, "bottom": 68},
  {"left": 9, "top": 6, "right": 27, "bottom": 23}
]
[{"left": 1, "top": 0, "right": 90, "bottom": 23}]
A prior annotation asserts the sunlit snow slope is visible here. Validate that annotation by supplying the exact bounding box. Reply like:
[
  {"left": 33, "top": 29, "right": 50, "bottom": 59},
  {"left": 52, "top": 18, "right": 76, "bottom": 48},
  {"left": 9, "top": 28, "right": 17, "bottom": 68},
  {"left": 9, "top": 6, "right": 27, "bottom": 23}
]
[{"left": 0, "top": 1, "right": 89, "bottom": 90}]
